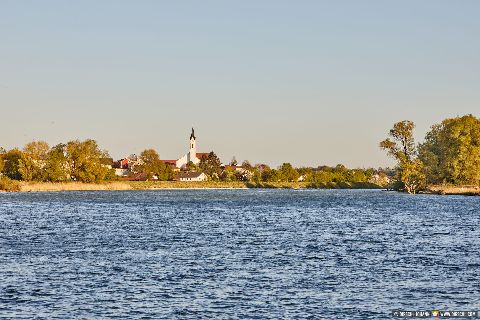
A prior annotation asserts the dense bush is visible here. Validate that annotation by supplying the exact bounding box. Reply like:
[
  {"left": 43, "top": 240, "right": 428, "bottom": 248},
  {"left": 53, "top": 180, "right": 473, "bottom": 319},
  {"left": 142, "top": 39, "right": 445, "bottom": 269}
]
[{"left": 0, "top": 176, "right": 21, "bottom": 192}]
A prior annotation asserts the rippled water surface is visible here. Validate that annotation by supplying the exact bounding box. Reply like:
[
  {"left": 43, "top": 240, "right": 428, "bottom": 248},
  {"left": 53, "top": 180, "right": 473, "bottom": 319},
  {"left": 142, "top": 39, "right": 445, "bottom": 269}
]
[{"left": 0, "top": 189, "right": 479, "bottom": 319}]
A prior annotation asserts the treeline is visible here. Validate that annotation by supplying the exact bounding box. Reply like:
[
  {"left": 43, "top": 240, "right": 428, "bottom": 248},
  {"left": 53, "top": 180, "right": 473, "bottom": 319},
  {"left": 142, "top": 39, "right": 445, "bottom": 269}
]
[
  {"left": 380, "top": 114, "right": 480, "bottom": 193},
  {"left": 0, "top": 140, "right": 390, "bottom": 188},
  {"left": 0, "top": 142, "right": 176, "bottom": 184},
  {"left": 217, "top": 161, "right": 389, "bottom": 186},
  {"left": 0, "top": 140, "right": 115, "bottom": 183},
  {"left": 178, "top": 152, "right": 388, "bottom": 185}
]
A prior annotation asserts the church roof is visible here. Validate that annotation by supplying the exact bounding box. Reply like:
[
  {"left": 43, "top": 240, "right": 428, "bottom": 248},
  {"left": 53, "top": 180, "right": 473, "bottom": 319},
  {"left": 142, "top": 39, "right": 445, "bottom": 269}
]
[
  {"left": 161, "top": 160, "right": 177, "bottom": 165},
  {"left": 196, "top": 152, "right": 209, "bottom": 159}
]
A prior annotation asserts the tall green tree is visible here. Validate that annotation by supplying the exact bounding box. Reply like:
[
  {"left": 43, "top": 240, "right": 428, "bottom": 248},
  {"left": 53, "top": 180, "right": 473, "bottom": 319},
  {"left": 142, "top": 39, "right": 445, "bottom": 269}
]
[
  {"left": 332, "top": 164, "right": 348, "bottom": 182},
  {"left": 138, "top": 149, "right": 172, "bottom": 180},
  {"left": 24, "top": 141, "right": 49, "bottom": 161},
  {"left": 21, "top": 140, "right": 50, "bottom": 181},
  {"left": 44, "top": 144, "right": 69, "bottom": 182},
  {"left": 199, "top": 151, "right": 221, "bottom": 179},
  {"left": 2, "top": 149, "right": 24, "bottom": 180},
  {"left": 278, "top": 163, "right": 299, "bottom": 182},
  {"left": 66, "top": 139, "right": 112, "bottom": 182},
  {"left": 2, "top": 148, "right": 42, "bottom": 181},
  {"left": 220, "top": 166, "right": 237, "bottom": 181},
  {"left": 18, "top": 155, "right": 37, "bottom": 181},
  {"left": 380, "top": 120, "right": 425, "bottom": 194},
  {"left": 250, "top": 167, "right": 261, "bottom": 183},
  {"left": 260, "top": 165, "right": 279, "bottom": 182},
  {"left": 418, "top": 114, "right": 480, "bottom": 185}
]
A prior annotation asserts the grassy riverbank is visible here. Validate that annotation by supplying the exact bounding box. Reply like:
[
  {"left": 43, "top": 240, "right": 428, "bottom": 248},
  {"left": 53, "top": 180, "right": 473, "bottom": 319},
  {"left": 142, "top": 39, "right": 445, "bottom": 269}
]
[
  {"left": 19, "top": 181, "right": 133, "bottom": 192},
  {"left": 2, "top": 180, "right": 478, "bottom": 195},
  {"left": 427, "top": 185, "right": 480, "bottom": 196},
  {"left": 124, "top": 181, "right": 382, "bottom": 190},
  {"left": 0, "top": 180, "right": 383, "bottom": 192}
]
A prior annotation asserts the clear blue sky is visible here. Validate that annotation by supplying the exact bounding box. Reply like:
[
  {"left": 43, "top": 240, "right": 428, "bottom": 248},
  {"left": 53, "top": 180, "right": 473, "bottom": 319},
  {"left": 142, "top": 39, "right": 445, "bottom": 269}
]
[{"left": 1, "top": 1, "right": 479, "bottom": 167}]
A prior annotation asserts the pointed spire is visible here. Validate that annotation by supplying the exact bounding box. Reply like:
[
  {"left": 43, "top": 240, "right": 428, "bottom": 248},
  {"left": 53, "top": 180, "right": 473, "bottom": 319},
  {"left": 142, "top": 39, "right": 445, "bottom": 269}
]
[{"left": 190, "top": 127, "right": 196, "bottom": 140}]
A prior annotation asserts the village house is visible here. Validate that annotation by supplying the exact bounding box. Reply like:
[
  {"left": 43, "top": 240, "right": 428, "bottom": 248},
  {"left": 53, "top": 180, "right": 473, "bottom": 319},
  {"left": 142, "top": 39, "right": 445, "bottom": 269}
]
[
  {"left": 112, "top": 158, "right": 130, "bottom": 177},
  {"left": 178, "top": 171, "right": 207, "bottom": 182},
  {"left": 112, "top": 154, "right": 144, "bottom": 177},
  {"left": 114, "top": 168, "right": 129, "bottom": 177}
]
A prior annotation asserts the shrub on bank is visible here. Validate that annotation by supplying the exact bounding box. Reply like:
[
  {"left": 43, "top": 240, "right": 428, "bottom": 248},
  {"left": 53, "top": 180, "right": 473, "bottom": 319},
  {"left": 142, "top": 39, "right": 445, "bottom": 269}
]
[{"left": 0, "top": 176, "right": 21, "bottom": 192}]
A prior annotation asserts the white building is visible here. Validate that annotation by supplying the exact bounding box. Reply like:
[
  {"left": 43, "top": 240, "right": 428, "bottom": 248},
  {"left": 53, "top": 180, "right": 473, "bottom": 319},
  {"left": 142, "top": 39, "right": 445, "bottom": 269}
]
[
  {"left": 178, "top": 172, "right": 207, "bottom": 182},
  {"left": 175, "top": 128, "right": 209, "bottom": 168},
  {"left": 114, "top": 168, "right": 129, "bottom": 177}
]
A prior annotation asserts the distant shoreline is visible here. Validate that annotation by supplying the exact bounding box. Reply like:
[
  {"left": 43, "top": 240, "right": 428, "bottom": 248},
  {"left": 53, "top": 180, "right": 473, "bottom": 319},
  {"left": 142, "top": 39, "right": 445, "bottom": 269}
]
[
  {"left": 0, "top": 181, "right": 476, "bottom": 196},
  {"left": 10, "top": 181, "right": 381, "bottom": 192}
]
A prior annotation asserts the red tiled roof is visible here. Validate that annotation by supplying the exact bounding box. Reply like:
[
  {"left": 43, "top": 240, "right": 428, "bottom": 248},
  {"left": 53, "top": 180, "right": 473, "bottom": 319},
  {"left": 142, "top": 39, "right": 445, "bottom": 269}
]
[
  {"left": 113, "top": 159, "right": 129, "bottom": 169},
  {"left": 161, "top": 160, "right": 177, "bottom": 165},
  {"left": 196, "top": 152, "right": 210, "bottom": 159}
]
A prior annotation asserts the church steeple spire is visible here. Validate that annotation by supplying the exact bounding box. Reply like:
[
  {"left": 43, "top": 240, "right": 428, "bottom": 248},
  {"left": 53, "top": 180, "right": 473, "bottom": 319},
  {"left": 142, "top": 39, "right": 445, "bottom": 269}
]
[{"left": 188, "top": 128, "right": 197, "bottom": 161}]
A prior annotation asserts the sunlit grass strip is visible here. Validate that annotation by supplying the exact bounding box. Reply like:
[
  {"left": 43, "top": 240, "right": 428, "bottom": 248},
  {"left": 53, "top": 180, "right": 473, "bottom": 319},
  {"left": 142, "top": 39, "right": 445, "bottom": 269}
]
[
  {"left": 128, "top": 181, "right": 248, "bottom": 189},
  {"left": 19, "top": 181, "right": 132, "bottom": 192},
  {"left": 128, "top": 181, "right": 382, "bottom": 190},
  {"left": 428, "top": 185, "right": 480, "bottom": 196},
  {"left": 0, "top": 177, "right": 21, "bottom": 192},
  {"left": 12, "top": 180, "right": 384, "bottom": 192}
]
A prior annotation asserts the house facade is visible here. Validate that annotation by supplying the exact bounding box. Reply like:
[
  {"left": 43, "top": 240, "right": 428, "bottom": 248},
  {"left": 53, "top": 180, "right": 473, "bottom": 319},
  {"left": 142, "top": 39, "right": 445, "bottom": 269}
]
[
  {"left": 178, "top": 171, "right": 207, "bottom": 182},
  {"left": 114, "top": 168, "right": 129, "bottom": 177}
]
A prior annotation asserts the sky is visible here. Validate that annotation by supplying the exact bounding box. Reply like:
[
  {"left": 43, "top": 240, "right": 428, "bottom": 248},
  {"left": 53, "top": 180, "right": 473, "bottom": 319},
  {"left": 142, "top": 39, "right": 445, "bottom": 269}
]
[{"left": 0, "top": 1, "right": 479, "bottom": 168}]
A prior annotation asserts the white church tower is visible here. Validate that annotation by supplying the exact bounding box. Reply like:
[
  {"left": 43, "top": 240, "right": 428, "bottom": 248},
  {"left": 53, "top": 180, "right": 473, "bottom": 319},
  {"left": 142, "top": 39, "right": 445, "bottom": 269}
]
[
  {"left": 187, "top": 128, "right": 197, "bottom": 163},
  {"left": 176, "top": 128, "right": 201, "bottom": 168}
]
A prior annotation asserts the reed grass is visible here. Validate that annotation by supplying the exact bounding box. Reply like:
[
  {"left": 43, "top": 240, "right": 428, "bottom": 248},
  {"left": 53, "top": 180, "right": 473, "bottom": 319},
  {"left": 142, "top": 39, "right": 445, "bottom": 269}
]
[
  {"left": 428, "top": 185, "right": 480, "bottom": 196},
  {"left": 20, "top": 181, "right": 132, "bottom": 192},
  {"left": 10, "top": 180, "right": 383, "bottom": 192},
  {"left": 128, "top": 180, "right": 248, "bottom": 189},
  {"left": 0, "top": 176, "right": 21, "bottom": 192}
]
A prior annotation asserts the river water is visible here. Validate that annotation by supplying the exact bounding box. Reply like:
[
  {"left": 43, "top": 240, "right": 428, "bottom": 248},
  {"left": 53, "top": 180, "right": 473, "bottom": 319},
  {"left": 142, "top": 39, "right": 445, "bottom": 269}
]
[{"left": 0, "top": 189, "right": 479, "bottom": 319}]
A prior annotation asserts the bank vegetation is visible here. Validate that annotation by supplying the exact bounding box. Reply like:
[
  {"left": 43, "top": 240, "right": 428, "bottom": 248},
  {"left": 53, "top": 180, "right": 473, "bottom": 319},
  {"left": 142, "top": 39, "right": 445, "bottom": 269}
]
[
  {"left": 381, "top": 114, "right": 480, "bottom": 194},
  {"left": 0, "top": 139, "right": 389, "bottom": 192}
]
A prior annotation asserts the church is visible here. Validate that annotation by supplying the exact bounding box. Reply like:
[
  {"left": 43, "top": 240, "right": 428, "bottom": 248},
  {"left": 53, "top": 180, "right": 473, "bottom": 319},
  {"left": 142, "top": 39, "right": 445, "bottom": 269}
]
[{"left": 170, "top": 128, "right": 209, "bottom": 168}]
